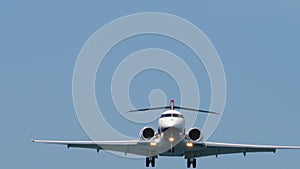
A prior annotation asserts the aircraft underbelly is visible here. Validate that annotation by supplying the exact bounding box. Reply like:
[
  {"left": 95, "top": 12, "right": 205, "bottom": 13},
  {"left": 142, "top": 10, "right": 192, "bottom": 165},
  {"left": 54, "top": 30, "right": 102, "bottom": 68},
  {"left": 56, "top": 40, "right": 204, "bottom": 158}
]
[
  {"left": 159, "top": 144, "right": 184, "bottom": 156},
  {"left": 159, "top": 141, "right": 185, "bottom": 156}
]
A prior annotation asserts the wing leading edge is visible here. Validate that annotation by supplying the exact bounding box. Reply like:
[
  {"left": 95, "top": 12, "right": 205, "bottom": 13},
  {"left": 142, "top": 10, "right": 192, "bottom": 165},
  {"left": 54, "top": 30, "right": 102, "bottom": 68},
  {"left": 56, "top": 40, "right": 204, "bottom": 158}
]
[
  {"left": 185, "top": 141, "right": 300, "bottom": 158},
  {"left": 33, "top": 139, "right": 158, "bottom": 156}
]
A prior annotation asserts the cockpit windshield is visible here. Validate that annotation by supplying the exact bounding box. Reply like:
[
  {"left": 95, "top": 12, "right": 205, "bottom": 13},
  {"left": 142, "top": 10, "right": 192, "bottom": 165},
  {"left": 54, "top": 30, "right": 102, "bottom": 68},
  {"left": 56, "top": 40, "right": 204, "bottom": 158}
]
[{"left": 160, "top": 113, "right": 184, "bottom": 118}]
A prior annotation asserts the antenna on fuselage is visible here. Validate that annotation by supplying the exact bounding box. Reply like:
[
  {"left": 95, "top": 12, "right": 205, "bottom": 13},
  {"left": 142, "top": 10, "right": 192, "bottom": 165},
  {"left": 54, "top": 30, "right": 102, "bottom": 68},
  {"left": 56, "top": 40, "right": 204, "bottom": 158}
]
[{"left": 126, "top": 100, "right": 219, "bottom": 115}]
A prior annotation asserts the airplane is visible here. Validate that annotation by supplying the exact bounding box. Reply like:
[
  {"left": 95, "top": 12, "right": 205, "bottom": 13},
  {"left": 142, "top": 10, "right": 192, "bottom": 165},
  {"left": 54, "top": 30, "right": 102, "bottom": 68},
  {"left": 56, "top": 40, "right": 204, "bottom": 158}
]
[{"left": 33, "top": 100, "right": 300, "bottom": 168}]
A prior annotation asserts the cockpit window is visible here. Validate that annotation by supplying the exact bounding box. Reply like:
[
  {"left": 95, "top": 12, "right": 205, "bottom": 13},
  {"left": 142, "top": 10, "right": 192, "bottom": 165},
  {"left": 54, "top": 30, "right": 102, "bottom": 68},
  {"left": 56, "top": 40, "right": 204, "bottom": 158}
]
[
  {"left": 160, "top": 113, "right": 183, "bottom": 118},
  {"left": 160, "top": 114, "right": 171, "bottom": 118}
]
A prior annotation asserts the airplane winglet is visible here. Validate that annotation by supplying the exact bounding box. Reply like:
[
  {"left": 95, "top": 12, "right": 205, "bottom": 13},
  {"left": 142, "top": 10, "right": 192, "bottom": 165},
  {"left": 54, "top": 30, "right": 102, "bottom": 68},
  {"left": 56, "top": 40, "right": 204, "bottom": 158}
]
[{"left": 30, "top": 128, "right": 34, "bottom": 142}]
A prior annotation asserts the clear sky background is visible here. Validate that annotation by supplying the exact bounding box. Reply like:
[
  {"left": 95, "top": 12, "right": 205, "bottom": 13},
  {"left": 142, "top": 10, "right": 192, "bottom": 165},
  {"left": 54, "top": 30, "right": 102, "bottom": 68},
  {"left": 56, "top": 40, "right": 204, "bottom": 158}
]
[{"left": 1, "top": 0, "right": 300, "bottom": 169}]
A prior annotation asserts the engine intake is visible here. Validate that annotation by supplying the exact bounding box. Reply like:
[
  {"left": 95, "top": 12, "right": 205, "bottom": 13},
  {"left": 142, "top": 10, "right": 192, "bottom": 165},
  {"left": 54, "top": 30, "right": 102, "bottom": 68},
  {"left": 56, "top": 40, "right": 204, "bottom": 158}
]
[
  {"left": 187, "top": 128, "right": 202, "bottom": 141},
  {"left": 140, "top": 127, "right": 155, "bottom": 140}
]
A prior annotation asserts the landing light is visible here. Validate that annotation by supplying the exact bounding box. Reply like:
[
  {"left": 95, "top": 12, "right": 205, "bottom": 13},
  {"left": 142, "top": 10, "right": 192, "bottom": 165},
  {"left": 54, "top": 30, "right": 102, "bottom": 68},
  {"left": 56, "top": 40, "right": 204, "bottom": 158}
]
[
  {"left": 150, "top": 142, "right": 157, "bottom": 146},
  {"left": 168, "top": 137, "right": 175, "bottom": 142},
  {"left": 186, "top": 142, "right": 193, "bottom": 148}
]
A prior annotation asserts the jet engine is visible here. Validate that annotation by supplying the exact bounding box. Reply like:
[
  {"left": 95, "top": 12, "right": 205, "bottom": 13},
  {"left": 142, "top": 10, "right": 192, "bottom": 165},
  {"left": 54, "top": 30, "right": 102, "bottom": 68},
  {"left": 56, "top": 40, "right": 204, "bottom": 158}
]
[
  {"left": 186, "top": 128, "right": 202, "bottom": 142},
  {"left": 140, "top": 127, "right": 155, "bottom": 140}
]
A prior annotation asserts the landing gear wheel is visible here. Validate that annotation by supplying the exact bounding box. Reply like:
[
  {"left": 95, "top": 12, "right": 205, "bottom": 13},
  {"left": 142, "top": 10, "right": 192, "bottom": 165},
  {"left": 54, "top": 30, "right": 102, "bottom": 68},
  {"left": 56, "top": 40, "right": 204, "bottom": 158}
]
[
  {"left": 146, "top": 157, "right": 155, "bottom": 167},
  {"left": 146, "top": 157, "right": 150, "bottom": 167},
  {"left": 187, "top": 159, "right": 191, "bottom": 168},
  {"left": 187, "top": 158, "right": 196, "bottom": 168},
  {"left": 192, "top": 159, "right": 196, "bottom": 168},
  {"left": 151, "top": 157, "right": 155, "bottom": 167}
]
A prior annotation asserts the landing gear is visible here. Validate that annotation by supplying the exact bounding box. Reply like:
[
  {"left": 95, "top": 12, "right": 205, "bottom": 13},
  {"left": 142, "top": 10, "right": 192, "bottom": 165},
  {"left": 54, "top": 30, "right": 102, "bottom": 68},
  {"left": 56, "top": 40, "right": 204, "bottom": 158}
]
[
  {"left": 192, "top": 159, "right": 196, "bottom": 168},
  {"left": 146, "top": 157, "right": 150, "bottom": 167},
  {"left": 168, "top": 147, "right": 175, "bottom": 153},
  {"left": 146, "top": 156, "right": 155, "bottom": 167},
  {"left": 187, "top": 158, "right": 196, "bottom": 168}
]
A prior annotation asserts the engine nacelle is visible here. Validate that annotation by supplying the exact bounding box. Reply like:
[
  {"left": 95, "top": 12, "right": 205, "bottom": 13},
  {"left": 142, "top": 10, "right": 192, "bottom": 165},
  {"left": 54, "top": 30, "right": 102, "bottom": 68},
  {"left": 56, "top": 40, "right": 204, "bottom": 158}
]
[
  {"left": 186, "top": 127, "right": 202, "bottom": 142},
  {"left": 140, "top": 127, "right": 155, "bottom": 140}
]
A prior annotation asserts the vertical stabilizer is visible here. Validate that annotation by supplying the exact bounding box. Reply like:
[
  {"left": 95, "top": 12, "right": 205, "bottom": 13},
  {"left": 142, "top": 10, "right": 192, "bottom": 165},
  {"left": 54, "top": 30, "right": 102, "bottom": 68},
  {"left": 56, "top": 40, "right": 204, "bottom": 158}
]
[{"left": 170, "top": 100, "right": 174, "bottom": 110}]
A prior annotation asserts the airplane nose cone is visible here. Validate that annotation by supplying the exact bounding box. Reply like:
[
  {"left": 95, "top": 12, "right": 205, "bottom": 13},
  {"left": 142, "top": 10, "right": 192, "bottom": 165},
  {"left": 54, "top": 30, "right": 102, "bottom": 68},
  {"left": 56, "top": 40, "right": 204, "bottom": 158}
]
[{"left": 169, "top": 119, "right": 180, "bottom": 128}]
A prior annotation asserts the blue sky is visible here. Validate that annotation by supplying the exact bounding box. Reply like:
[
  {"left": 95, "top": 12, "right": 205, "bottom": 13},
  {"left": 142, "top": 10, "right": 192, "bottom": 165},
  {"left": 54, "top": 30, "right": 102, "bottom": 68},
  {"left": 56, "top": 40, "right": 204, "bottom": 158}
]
[{"left": 1, "top": 0, "right": 300, "bottom": 169}]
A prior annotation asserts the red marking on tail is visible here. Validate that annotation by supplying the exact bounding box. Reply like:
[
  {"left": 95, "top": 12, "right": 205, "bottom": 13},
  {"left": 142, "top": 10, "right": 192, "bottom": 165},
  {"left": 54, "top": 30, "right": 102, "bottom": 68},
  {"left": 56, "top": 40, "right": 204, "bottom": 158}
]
[{"left": 170, "top": 100, "right": 174, "bottom": 110}]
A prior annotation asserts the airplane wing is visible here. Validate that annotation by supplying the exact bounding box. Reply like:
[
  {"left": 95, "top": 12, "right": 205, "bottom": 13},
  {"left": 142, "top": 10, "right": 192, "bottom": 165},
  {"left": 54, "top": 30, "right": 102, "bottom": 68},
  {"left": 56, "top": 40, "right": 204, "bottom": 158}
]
[
  {"left": 33, "top": 139, "right": 158, "bottom": 156},
  {"left": 33, "top": 139, "right": 300, "bottom": 158},
  {"left": 185, "top": 141, "right": 300, "bottom": 158}
]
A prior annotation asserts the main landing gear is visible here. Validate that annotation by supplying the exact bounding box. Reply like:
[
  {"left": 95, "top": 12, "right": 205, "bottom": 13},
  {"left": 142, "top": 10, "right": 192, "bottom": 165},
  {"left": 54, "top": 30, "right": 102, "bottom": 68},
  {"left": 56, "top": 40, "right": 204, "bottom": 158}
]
[
  {"left": 187, "top": 158, "right": 196, "bottom": 168},
  {"left": 146, "top": 156, "right": 156, "bottom": 167}
]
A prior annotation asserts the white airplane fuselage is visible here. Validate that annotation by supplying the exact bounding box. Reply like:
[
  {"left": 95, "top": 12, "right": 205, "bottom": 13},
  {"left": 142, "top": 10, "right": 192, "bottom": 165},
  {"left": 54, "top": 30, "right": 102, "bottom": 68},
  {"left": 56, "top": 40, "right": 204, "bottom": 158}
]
[
  {"left": 158, "top": 110, "right": 185, "bottom": 132},
  {"left": 156, "top": 110, "right": 187, "bottom": 156}
]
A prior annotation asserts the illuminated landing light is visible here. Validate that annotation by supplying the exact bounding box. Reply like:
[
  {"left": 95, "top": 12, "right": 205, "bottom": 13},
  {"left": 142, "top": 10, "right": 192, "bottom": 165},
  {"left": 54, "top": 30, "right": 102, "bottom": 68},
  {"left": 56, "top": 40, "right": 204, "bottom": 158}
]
[
  {"left": 150, "top": 142, "right": 157, "bottom": 146},
  {"left": 168, "top": 137, "right": 175, "bottom": 142},
  {"left": 186, "top": 142, "right": 193, "bottom": 148}
]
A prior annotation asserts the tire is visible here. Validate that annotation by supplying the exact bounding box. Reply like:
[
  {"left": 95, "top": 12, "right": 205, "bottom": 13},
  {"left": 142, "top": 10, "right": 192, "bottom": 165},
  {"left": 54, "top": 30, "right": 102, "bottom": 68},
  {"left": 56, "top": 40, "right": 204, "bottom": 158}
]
[
  {"left": 187, "top": 159, "right": 191, "bottom": 168},
  {"left": 192, "top": 159, "right": 196, "bottom": 168},
  {"left": 146, "top": 157, "right": 150, "bottom": 167},
  {"left": 151, "top": 158, "right": 155, "bottom": 167}
]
